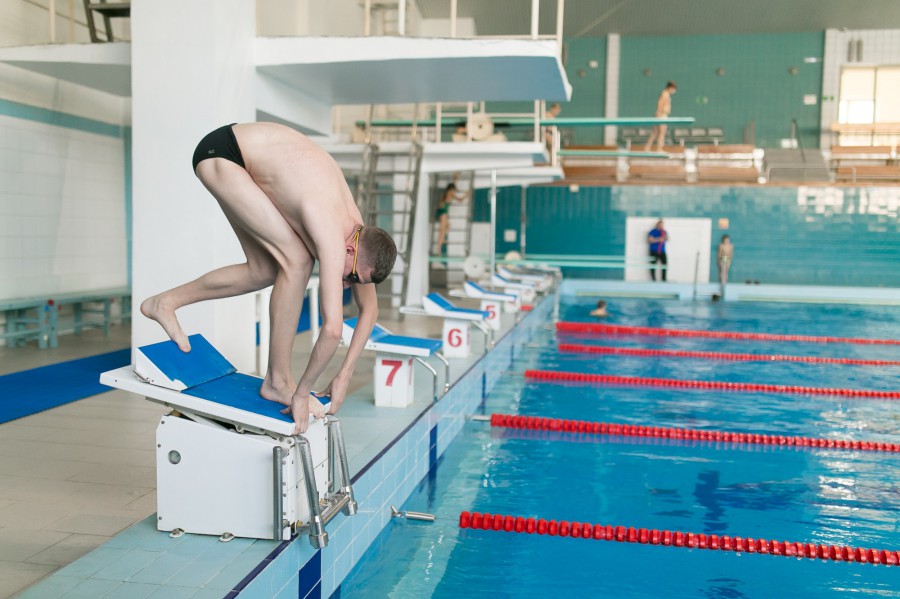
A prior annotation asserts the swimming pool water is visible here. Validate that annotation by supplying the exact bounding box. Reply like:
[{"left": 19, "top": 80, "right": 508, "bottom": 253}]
[{"left": 341, "top": 298, "right": 900, "bottom": 598}]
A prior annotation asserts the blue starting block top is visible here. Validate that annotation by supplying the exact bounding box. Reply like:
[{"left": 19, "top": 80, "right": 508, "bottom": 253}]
[
  {"left": 345, "top": 318, "right": 443, "bottom": 356},
  {"left": 138, "top": 334, "right": 236, "bottom": 388},
  {"left": 425, "top": 293, "right": 490, "bottom": 319},
  {"left": 134, "top": 334, "right": 329, "bottom": 421},
  {"left": 185, "top": 374, "right": 329, "bottom": 422}
]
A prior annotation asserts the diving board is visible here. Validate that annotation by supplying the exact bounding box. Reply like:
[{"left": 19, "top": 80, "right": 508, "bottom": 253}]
[
  {"left": 342, "top": 318, "right": 450, "bottom": 406},
  {"left": 100, "top": 334, "right": 356, "bottom": 546}
]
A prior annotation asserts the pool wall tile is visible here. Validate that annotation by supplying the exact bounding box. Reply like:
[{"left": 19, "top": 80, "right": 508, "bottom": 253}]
[{"left": 224, "top": 294, "right": 553, "bottom": 598}]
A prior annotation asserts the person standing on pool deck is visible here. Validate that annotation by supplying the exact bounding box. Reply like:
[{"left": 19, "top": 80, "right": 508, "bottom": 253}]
[
  {"left": 648, "top": 219, "right": 669, "bottom": 282},
  {"left": 141, "top": 122, "right": 397, "bottom": 434},
  {"left": 644, "top": 81, "right": 677, "bottom": 152},
  {"left": 717, "top": 234, "right": 734, "bottom": 295}
]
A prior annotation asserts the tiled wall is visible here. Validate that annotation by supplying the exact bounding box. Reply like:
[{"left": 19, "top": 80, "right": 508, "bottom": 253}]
[
  {"left": 234, "top": 296, "right": 554, "bottom": 598},
  {"left": 618, "top": 32, "right": 825, "bottom": 148},
  {"left": 474, "top": 184, "right": 900, "bottom": 288},
  {"left": 0, "top": 110, "right": 128, "bottom": 299}
]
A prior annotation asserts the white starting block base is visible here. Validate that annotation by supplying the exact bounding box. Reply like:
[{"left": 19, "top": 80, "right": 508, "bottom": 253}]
[
  {"left": 100, "top": 334, "right": 356, "bottom": 545},
  {"left": 156, "top": 411, "right": 327, "bottom": 540},
  {"left": 480, "top": 300, "right": 502, "bottom": 331},
  {"left": 441, "top": 319, "right": 471, "bottom": 358},
  {"left": 375, "top": 354, "right": 415, "bottom": 407}
]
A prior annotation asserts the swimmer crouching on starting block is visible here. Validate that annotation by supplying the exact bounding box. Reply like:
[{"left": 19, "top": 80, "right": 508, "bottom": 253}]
[{"left": 141, "top": 123, "right": 397, "bottom": 434}]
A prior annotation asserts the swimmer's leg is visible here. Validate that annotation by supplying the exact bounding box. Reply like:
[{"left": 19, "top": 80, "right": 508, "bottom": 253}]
[{"left": 194, "top": 159, "right": 312, "bottom": 406}]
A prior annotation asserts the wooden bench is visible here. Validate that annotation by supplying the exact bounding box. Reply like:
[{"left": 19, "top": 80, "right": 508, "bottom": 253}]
[
  {"left": 627, "top": 146, "right": 686, "bottom": 181},
  {"left": 829, "top": 145, "right": 896, "bottom": 182},
  {"left": 696, "top": 144, "right": 760, "bottom": 182},
  {"left": 1, "top": 296, "right": 52, "bottom": 348},
  {"left": 561, "top": 145, "right": 619, "bottom": 181}
]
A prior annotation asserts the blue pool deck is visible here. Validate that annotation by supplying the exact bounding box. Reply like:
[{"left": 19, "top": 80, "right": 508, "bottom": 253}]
[
  {"left": 14, "top": 279, "right": 900, "bottom": 599},
  {"left": 16, "top": 294, "right": 554, "bottom": 599}
]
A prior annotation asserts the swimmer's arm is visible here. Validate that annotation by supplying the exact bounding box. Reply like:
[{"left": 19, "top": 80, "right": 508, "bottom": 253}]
[
  {"left": 294, "top": 246, "right": 345, "bottom": 403},
  {"left": 328, "top": 283, "right": 378, "bottom": 412}
]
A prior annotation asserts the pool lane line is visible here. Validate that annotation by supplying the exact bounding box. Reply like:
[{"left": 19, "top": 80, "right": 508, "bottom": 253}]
[
  {"left": 556, "top": 322, "right": 900, "bottom": 346},
  {"left": 525, "top": 369, "right": 900, "bottom": 399},
  {"left": 457, "top": 512, "right": 900, "bottom": 566},
  {"left": 489, "top": 413, "right": 900, "bottom": 453},
  {"left": 557, "top": 343, "right": 900, "bottom": 366}
]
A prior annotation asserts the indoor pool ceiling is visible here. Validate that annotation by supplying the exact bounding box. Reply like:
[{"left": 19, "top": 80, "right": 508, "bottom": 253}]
[{"left": 416, "top": 0, "right": 900, "bottom": 37}]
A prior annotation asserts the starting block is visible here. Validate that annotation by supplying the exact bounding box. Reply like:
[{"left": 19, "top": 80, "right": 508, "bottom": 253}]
[
  {"left": 400, "top": 293, "right": 491, "bottom": 359},
  {"left": 491, "top": 273, "right": 537, "bottom": 308},
  {"left": 450, "top": 281, "right": 518, "bottom": 331},
  {"left": 100, "top": 334, "right": 356, "bottom": 547},
  {"left": 342, "top": 318, "right": 449, "bottom": 407},
  {"left": 497, "top": 265, "right": 553, "bottom": 292}
]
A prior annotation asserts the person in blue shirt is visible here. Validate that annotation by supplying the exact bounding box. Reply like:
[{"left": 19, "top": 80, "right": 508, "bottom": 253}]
[{"left": 647, "top": 219, "right": 668, "bottom": 281}]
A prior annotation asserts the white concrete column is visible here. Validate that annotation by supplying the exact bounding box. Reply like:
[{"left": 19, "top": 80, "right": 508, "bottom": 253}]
[
  {"left": 131, "top": 0, "right": 257, "bottom": 370},
  {"left": 604, "top": 33, "right": 620, "bottom": 146}
]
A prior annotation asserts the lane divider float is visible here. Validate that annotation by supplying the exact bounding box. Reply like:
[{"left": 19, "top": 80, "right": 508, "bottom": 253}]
[
  {"left": 556, "top": 322, "right": 900, "bottom": 346},
  {"left": 489, "top": 413, "right": 900, "bottom": 453},
  {"left": 524, "top": 369, "right": 900, "bottom": 399},
  {"left": 458, "top": 512, "right": 900, "bottom": 566},
  {"left": 557, "top": 343, "right": 900, "bottom": 367}
]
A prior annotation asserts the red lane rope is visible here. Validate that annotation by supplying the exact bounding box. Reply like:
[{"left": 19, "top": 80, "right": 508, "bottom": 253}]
[
  {"left": 490, "top": 413, "right": 900, "bottom": 453},
  {"left": 458, "top": 512, "right": 900, "bottom": 566},
  {"left": 524, "top": 369, "right": 900, "bottom": 399},
  {"left": 556, "top": 322, "right": 900, "bottom": 346},
  {"left": 557, "top": 343, "right": 900, "bottom": 367}
]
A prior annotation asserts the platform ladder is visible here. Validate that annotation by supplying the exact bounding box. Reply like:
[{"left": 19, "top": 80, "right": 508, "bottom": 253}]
[
  {"left": 364, "top": 0, "right": 412, "bottom": 36},
  {"left": 430, "top": 171, "right": 475, "bottom": 289},
  {"left": 358, "top": 140, "right": 424, "bottom": 308},
  {"left": 82, "top": 0, "right": 130, "bottom": 42}
]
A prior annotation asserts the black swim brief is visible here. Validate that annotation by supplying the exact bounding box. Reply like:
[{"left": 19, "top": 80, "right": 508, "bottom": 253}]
[{"left": 192, "top": 123, "right": 246, "bottom": 172}]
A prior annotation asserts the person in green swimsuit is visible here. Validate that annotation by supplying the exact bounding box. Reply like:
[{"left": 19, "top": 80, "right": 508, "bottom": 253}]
[{"left": 435, "top": 177, "right": 469, "bottom": 256}]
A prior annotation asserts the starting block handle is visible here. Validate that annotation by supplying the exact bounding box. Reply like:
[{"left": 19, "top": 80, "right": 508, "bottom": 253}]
[
  {"left": 326, "top": 416, "right": 357, "bottom": 515},
  {"left": 273, "top": 446, "right": 286, "bottom": 540},
  {"left": 297, "top": 436, "right": 328, "bottom": 549},
  {"left": 414, "top": 357, "right": 439, "bottom": 402},
  {"left": 433, "top": 352, "right": 451, "bottom": 393},
  {"left": 471, "top": 320, "right": 493, "bottom": 353}
]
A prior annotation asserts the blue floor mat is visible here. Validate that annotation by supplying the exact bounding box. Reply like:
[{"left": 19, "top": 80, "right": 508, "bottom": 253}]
[{"left": 0, "top": 348, "right": 131, "bottom": 424}]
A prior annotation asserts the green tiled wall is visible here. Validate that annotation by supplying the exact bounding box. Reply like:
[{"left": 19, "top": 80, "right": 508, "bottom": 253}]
[
  {"left": 474, "top": 185, "right": 900, "bottom": 288},
  {"left": 484, "top": 37, "right": 607, "bottom": 145},
  {"left": 618, "top": 32, "right": 824, "bottom": 148}
]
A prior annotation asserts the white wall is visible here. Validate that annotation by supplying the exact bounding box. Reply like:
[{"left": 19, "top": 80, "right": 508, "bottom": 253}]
[
  {"left": 624, "top": 217, "right": 711, "bottom": 284},
  {"left": 0, "top": 115, "right": 127, "bottom": 300},
  {"left": 131, "top": 0, "right": 257, "bottom": 369},
  {"left": 820, "top": 28, "right": 900, "bottom": 148}
]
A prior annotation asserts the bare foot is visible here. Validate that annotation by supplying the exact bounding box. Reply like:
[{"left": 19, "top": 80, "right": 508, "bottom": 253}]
[
  {"left": 260, "top": 377, "right": 294, "bottom": 407},
  {"left": 140, "top": 295, "right": 190, "bottom": 352}
]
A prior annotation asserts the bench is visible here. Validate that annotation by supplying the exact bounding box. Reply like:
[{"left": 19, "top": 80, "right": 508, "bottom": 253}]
[
  {"left": 829, "top": 145, "right": 897, "bottom": 182},
  {"left": 1, "top": 296, "right": 52, "bottom": 348},
  {"left": 671, "top": 126, "right": 725, "bottom": 146},
  {"left": 696, "top": 144, "right": 760, "bottom": 182},
  {"left": 48, "top": 287, "right": 131, "bottom": 348},
  {"left": 627, "top": 145, "right": 687, "bottom": 181},
  {"left": 560, "top": 145, "right": 619, "bottom": 181}
]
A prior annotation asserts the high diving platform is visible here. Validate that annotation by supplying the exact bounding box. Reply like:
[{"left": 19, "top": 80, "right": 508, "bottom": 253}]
[{"left": 100, "top": 334, "right": 356, "bottom": 547}]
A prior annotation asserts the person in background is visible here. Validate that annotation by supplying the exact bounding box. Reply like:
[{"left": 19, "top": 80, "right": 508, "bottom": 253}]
[
  {"left": 717, "top": 234, "right": 734, "bottom": 295},
  {"left": 644, "top": 81, "right": 677, "bottom": 152},
  {"left": 590, "top": 300, "right": 608, "bottom": 317},
  {"left": 648, "top": 219, "right": 669, "bottom": 282},
  {"left": 434, "top": 174, "right": 469, "bottom": 256}
]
